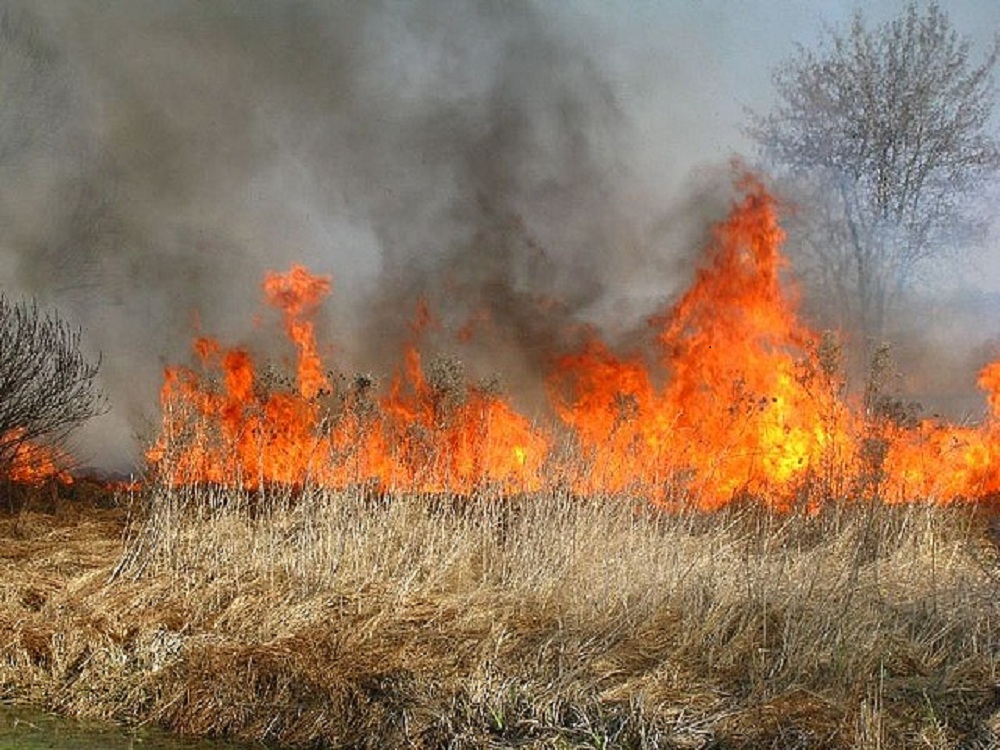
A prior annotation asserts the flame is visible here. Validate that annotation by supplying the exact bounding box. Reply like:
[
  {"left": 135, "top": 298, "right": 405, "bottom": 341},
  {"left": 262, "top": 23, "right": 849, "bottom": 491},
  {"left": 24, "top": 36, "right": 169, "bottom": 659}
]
[
  {"left": 377, "top": 305, "right": 549, "bottom": 494},
  {"left": 2, "top": 430, "right": 73, "bottom": 485},
  {"left": 149, "top": 269, "right": 549, "bottom": 494},
  {"left": 149, "top": 177, "right": 1000, "bottom": 507},
  {"left": 262, "top": 265, "right": 331, "bottom": 400},
  {"left": 877, "top": 363, "right": 1000, "bottom": 501},
  {"left": 548, "top": 178, "right": 858, "bottom": 508}
]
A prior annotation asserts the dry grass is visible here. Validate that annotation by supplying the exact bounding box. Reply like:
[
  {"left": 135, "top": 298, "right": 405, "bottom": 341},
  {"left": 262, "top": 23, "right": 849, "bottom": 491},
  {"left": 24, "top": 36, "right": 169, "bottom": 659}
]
[{"left": 0, "top": 483, "right": 999, "bottom": 748}]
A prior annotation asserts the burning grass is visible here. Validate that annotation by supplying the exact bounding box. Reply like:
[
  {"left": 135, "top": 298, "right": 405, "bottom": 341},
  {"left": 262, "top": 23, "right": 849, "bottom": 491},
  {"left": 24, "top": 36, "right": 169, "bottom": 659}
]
[
  {"left": 0, "top": 483, "right": 999, "bottom": 747},
  {"left": 146, "top": 177, "right": 1000, "bottom": 508},
  {"left": 4, "top": 174, "right": 1000, "bottom": 746}
]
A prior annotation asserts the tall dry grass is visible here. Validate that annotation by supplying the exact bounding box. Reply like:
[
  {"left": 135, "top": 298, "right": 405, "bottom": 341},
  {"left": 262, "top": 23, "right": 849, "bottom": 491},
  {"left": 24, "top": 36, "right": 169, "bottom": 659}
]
[{"left": 1, "top": 482, "right": 1000, "bottom": 747}]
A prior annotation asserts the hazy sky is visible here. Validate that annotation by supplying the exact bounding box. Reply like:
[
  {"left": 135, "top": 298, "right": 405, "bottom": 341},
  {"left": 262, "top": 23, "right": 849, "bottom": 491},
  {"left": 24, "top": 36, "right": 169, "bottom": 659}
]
[
  {"left": 580, "top": 0, "right": 1000, "bottom": 197},
  {"left": 2, "top": 1, "right": 999, "bottom": 469}
]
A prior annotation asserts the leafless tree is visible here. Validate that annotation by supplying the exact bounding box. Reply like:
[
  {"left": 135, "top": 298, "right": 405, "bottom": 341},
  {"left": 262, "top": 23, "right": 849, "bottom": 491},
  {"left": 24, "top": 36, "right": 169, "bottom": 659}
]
[
  {"left": 750, "top": 3, "right": 1000, "bottom": 349},
  {"left": 0, "top": 295, "right": 105, "bottom": 473}
]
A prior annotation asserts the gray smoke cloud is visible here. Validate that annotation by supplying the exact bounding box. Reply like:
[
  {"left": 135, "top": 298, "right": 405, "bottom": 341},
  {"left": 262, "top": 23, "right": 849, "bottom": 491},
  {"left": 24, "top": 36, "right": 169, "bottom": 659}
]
[
  {"left": 0, "top": 0, "right": 996, "bottom": 470},
  {"left": 0, "top": 0, "right": 731, "bottom": 470}
]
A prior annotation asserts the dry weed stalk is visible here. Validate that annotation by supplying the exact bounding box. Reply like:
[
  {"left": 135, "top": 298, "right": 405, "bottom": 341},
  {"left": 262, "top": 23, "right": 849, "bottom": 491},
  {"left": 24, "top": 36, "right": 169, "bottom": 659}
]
[{"left": 0, "top": 484, "right": 998, "bottom": 747}]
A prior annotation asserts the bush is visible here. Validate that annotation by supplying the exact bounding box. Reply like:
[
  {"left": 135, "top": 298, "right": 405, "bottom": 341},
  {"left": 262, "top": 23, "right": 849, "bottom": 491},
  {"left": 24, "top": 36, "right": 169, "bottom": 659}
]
[{"left": 0, "top": 295, "right": 106, "bottom": 474}]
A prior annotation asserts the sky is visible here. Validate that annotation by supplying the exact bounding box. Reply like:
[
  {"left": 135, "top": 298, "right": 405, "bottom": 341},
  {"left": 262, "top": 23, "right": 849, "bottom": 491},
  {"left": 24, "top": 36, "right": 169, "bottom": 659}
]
[{"left": 1, "top": 0, "right": 999, "bottom": 470}]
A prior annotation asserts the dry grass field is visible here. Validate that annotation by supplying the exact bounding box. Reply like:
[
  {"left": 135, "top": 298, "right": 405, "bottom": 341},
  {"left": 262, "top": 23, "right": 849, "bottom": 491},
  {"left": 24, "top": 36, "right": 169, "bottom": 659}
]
[{"left": 0, "top": 481, "right": 998, "bottom": 748}]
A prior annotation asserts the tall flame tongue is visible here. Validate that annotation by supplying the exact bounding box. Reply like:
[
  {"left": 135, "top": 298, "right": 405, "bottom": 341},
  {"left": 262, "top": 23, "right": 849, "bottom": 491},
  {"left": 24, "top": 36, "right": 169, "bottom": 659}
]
[
  {"left": 150, "top": 177, "right": 1000, "bottom": 507},
  {"left": 147, "top": 265, "right": 339, "bottom": 487},
  {"left": 550, "top": 177, "right": 855, "bottom": 508},
  {"left": 262, "top": 265, "right": 331, "bottom": 400}
]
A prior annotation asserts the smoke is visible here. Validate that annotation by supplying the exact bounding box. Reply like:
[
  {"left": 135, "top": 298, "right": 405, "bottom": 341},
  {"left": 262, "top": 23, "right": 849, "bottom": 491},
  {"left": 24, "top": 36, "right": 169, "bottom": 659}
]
[
  {"left": 0, "top": 1, "right": 993, "bottom": 470},
  {"left": 0, "top": 0, "right": 733, "bottom": 470}
]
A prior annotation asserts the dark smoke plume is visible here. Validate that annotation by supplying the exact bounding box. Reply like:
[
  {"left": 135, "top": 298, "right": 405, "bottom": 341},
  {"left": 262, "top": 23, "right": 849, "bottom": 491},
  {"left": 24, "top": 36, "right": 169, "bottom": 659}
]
[
  {"left": 0, "top": 1, "right": 716, "bottom": 469},
  {"left": 7, "top": 1, "right": 984, "bottom": 470}
]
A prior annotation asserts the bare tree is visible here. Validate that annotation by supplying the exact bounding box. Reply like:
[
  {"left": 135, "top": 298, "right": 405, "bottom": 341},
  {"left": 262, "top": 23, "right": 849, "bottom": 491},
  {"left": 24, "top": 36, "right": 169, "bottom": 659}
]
[
  {"left": 750, "top": 3, "right": 999, "bottom": 348},
  {"left": 0, "top": 295, "right": 105, "bottom": 474}
]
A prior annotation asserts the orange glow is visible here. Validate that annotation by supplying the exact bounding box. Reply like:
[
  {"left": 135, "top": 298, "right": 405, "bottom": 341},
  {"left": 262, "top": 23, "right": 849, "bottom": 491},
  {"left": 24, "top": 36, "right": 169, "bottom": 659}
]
[
  {"left": 263, "top": 265, "right": 331, "bottom": 400},
  {"left": 3, "top": 430, "right": 73, "bottom": 485},
  {"left": 148, "top": 176, "right": 1000, "bottom": 507},
  {"left": 548, "top": 177, "right": 856, "bottom": 508},
  {"left": 149, "top": 270, "right": 549, "bottom": 494}
]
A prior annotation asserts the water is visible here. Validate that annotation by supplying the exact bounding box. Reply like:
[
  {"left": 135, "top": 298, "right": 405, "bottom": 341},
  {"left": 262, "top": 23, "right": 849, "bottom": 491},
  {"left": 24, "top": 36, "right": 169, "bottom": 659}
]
[{"left": 0, "top": 704, "right": 257, "bottom": 750}]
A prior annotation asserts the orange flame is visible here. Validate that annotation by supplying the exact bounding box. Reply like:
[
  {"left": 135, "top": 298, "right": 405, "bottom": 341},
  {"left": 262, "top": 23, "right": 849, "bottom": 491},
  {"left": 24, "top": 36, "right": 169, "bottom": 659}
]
[
  {"left": 263, "top": 265, "right": 331, "bottom": 400},
  {"left": 379, "top": 305, "right": 549, "bottom": 494},
  {"left": 3, "top": 430, "right": 73, "bottom": 485},
  {"left": 149, "top": 270, "right": 549, "bottom": 494},
  {"left": 548, "top": 178, "right": 857, "bottom": 508},
  {"left": 149, "top": 177, "right": 1000, "bottom": 508}
]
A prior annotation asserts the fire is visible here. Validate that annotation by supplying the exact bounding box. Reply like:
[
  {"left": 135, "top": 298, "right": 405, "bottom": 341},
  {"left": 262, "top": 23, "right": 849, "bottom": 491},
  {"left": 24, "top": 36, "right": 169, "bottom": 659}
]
[
  {"left": 149, "top": 178, "right": 1000, "bottom": 507},
  {"left": 149, "top": 268, "right": 549, "bottom": 494},
  {"left": 262, "top": 265, "right": 331, "bottom": 400},
  {"left": 3, "top": 430, "right": 73, "bottom": 485},
  {"left": 877, "top": 362, "right": 1000, "bottom": 501},
  {"left": 549, "top": 178, "right": 857, "bottom": 508},
  {"left": 378, "top": 307, "right": 549, "bottom": 494}
]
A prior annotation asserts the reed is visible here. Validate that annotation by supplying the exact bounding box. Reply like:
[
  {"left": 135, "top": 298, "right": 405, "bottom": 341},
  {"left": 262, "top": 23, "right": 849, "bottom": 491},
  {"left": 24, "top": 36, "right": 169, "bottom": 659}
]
[{"left": 0, "top": 483, "right": 998, "bottom": 748}]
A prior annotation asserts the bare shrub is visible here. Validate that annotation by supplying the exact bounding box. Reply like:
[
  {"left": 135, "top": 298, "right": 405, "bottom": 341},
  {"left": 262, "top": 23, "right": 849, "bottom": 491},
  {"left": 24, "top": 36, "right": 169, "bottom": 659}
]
[{"left": 0, "top": 295, "right": 106, "bottom": 473}]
